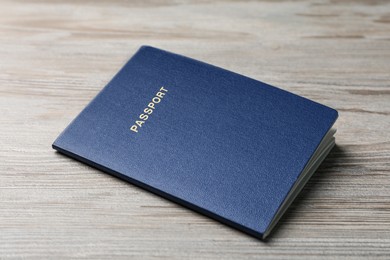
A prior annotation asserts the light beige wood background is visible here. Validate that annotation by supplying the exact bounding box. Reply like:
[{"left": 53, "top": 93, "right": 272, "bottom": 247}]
[{"left": 0, "top": 0, "right": 389, "bottom": 259}]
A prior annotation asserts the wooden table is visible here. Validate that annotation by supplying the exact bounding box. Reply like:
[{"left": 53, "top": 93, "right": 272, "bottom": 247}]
[{"left": 1, "top": 0, "right": 389, "bottom": 258}]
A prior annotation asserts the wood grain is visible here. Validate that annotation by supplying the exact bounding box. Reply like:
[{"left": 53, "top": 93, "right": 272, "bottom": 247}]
[{"left": 0, "top": 0, "right": 389, "bottom": 259}]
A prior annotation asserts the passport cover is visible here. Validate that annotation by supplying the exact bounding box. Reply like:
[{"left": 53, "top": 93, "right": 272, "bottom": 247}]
[{"left": 53, "top": 46, "right": 338, "bottom": 239}]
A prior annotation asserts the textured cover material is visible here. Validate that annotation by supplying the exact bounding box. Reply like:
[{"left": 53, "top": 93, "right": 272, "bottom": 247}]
[{"left": 53, "top": 46, "right": 338, "bottom": 239}]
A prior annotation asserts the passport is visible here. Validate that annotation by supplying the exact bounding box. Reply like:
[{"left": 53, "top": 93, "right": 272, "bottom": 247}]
[{"left": 53, "top": 46, "right": 338, "bottom": 239}]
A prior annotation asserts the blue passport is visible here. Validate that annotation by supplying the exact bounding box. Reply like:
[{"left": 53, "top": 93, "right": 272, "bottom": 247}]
[{"left": 53, "top": 46, "right": 338, "bottom": 239}]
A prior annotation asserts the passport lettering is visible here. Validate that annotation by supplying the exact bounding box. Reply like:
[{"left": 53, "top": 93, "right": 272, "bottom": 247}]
[{"left": 130, "top": 86, "right": 168, "bottom": 133}]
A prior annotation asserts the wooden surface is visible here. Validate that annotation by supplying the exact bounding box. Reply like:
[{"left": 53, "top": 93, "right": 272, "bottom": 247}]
[{"left": 0, "top": 0, "right": 389, "bottom": 259}]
